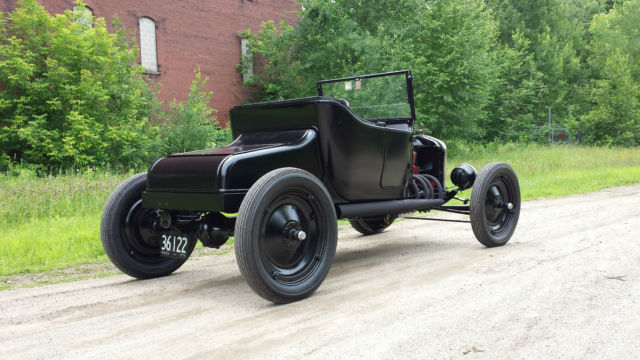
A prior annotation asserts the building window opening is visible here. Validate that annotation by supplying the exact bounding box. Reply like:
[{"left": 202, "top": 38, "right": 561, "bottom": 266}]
[
  {"left": 139, "top": 17, "right": 159, "bottom": 74},
  {"left": 73, "top": 5, "right": 93, "bottom": 29},
  {"left": 240, "top": 38, "right": 254, "bottom": 82}
]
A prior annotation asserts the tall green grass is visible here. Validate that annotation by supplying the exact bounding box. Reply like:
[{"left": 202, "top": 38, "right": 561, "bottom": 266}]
[
  {"left": 448, "top": 144, "right": 640, "bottom": 200},
  {"left": 1, "top": 144, "right": 640, "bottom": 277},
  {"left": 0, "top": 170, "right": 126, "bottom": 227},
  {"left": 0, "top": 170, "right": 129, "bottom": 275}
]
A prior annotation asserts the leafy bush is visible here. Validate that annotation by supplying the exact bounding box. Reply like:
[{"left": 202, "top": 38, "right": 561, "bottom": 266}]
[
  {"left": 0, "top": 0, "right": 158, "bottom": 172},
  {"left": 155, "top": 69, "right": 231, "bottom": 155}
]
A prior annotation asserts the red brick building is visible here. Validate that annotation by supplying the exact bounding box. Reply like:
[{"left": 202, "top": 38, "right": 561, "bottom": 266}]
[{"left": 2, "top": 0, "right": 298, "bottom": 125}]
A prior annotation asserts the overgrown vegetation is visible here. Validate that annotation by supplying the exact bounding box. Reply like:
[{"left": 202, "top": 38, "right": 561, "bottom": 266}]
[
  {"left": 240, "top": 0, "right": 640, "bottom": 145},
  {"left": 0, "top": 169, "right": 126, "bottom": 275},
  {"left": 155, "top": 69, "right": 231, "bottom": 155},
  {"left": 0, "top": 0, "right": 229, "bottom": 173},
  {"left": 0, "top": 0, "right": 157, "bottom": 172}
]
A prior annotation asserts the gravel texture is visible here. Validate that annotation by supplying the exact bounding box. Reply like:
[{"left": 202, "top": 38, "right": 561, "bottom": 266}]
[{"left": 1, "top": 185, "right": 639, "bottom": 359}]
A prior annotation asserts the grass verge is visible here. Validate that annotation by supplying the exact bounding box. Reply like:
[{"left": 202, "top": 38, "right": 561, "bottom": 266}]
[
  {"left": 1, "top": 170, "right": 127, "bottom": 278},
  {"left": 448, "top": 144, "right": 640, "bottom": 200}
]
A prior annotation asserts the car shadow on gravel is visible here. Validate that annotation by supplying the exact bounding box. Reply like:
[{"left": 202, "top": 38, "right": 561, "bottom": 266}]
[
  {"left": 332, "top": 237, "right": 459, "bottom": 268},
  {"left": 178, "top": 238, "right": 462, "bottom": 303}
]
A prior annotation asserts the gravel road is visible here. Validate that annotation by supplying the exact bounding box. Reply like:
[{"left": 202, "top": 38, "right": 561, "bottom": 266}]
[{"left": 1, "top": 185, "right": 639, "bottom": 360}]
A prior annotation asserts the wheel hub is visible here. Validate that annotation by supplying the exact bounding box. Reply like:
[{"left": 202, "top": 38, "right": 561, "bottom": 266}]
[
  {"left": 282, "top": 220, "right": 306, "bottom": 249},
  {"left": 157, "top": 211, "right": 172, "bottom": 230},
  {"left": 122, "top": 200, "right": 167, "bottom": 262},
  {"left": 485, "top": 185, "right": 505, "bottom": 223},
  {"left": 494, "top": 201, "right": 514, "bottom": 210},
  {"left": 262, "top": 203, "right": 316, "bottom": 270},
  {"left": 288, "top": 229, "right": 307, "bottom": 241},
  {"left": 257, "top": 190, "right": 325, "bottom": 281},
  {"left": 482, "top": 175, "right": 515, "bottom": 235}
]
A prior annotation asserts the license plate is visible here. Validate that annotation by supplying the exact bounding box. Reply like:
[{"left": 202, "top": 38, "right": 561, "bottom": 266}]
[{"left": 160, "top": 233, "right": 191, "bottom": 259}]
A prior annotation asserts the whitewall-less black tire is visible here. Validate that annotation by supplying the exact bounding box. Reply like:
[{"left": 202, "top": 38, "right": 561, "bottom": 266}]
[
  {"left": 234, "top": 168, "right": 338, "bottom": 303},
  {"left": 470, "top": 162, "right": 521, "bottom": 247},
  {"left": 100, "top": 173, "right": 194, "bottom": 279},
  {"left": 348, "top": 214, "right": 397, "bottom": 235}
]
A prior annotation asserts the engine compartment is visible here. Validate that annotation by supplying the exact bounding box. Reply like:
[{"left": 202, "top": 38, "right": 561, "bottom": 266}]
[{"left": 412, "top": 135, "right": 447, "bottom": 187}]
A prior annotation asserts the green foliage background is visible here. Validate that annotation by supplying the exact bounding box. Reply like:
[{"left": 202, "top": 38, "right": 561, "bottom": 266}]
[
  {"left": 154, "top": 69, "right": 231, "bottom": 155},
  {"left": 0, "top": 0, "right": 155, "bottom": 171},
  {"left": 0, "top": 0, "right": 229, "bottom": 173},
  {"left": 2, "top": 0, "right": 640, "bottom": 173},
  {"left": 241, "top": 0, "right": 640, "bottom": 146}
]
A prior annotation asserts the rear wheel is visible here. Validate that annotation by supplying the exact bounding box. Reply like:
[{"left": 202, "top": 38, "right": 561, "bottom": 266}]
[
  {"left": 349, "top": 214, "right": 397, "bottom": 235},
  {"left": 234, "top": 168, "right": 338, "bottom": 303},
  {"left": 470, "top": 162, "right": 521, "bottom": 247},
  {"left": 100, "top": 173, "right": 195, "bottom": 279}
]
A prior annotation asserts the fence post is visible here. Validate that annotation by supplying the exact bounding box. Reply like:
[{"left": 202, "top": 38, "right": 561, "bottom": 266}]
[{"left": 549, "top": 107, "right": 552, "bottom": 144}]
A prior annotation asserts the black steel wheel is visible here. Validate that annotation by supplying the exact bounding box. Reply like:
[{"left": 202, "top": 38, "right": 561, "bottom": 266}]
[
  {"left": 349, "top": 214, "right": 397, "bottom": 235},
  {"left": 470, "top": 162, "right": 521, "bottom": 247},
  {"left": 235, "top": 168, "right": 338, "bottom": 303},
  {"left": 100, "top": 173, "right": 195, "bottom": 279}
]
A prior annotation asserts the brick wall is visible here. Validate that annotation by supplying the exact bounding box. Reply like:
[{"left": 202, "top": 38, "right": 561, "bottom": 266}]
[{"left": 2, "top": 0, "right": 298, "bottom": 125}]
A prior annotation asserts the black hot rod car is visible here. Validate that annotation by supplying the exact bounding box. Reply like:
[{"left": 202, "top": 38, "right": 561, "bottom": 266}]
[{"left": 101, "top": 70, "right": 520, "bottom": 303}]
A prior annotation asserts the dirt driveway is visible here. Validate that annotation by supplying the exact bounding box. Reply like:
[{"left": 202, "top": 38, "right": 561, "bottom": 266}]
[{"left": 1, "top": 185, "right": 639, "bottom": 359}]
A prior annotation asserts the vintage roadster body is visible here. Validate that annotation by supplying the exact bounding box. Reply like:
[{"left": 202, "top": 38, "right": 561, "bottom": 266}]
[{"left": 101, "top": 71, "right": 520, "bottom": 303}]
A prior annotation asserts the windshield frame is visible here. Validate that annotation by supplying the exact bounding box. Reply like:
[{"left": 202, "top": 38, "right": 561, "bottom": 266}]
[{"left": 316, "top": 70, "right": 416, "bottom": 125}]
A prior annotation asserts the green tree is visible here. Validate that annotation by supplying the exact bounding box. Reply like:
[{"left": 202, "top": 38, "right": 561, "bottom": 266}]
[
  {"left": 482, "top": 31, "right": 545, "bottom": 141},
  {"left": 485, "top": 0, "right": 589, "bottom": 138},
  {"left": 0, "top": 0, "right": 158, "bottom": 171},
  {"left": 156, "top": 69, "right": 231, "bottom": 154},
  {"left": 400, "top": 0, "right": 498, "bottom": 139},
  {"left": 240, "top": 0, "right": 639, "bottom": 145},
  {"left": 582, "top": 0, "right": 640, "bottom": 145},
  {"left": 240, "top": 0, "right": 423, "bottom": 101},
  {"left": 242, "top": 0, "right": 499, "bottom": 140}
]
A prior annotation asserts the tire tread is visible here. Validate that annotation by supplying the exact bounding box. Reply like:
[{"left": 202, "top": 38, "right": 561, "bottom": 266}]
[
  {"left": 470, "top": 162, "right": 520, "bottom": 247},
  {"left": 234, "top": 167, "right": 337, "bottom": 303},
  {"left": 100, "top": 173, "right": 191, "bottom": 279}
]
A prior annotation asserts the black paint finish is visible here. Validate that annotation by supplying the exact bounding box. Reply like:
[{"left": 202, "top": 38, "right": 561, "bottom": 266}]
[
  {"left": 231, "top": 97, "right": 410, "bottom": 202},
  {"left": 337, "top": 198, "right": 445, "bottom": 219},
  {"left": 143, "top": 129, "right": 322, "bottom": 211},
  {"left": 144, "top": 96, "right": 416, "bottom": 212},
  {"left": 141, "top": 71, "right": 440, "bottom": 215}
]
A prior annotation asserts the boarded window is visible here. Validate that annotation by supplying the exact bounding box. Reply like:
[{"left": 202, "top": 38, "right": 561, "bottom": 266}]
[
  {"left": 73, "top": 5, "right": 93, "bottom": 29},
  {"left": 139, "top": 17, "right": 158, "bottom": 74},
  {"left": 240, "top": 38, "right": 253, "bottom": 82}
]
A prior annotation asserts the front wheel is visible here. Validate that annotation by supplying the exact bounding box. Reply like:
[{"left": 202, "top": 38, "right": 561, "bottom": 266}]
[
  {"left": 470, "top": 162, "right": 521, "bottom": 247},
  {"left": 100, "top": 173, "right": 195, "bottom": 279},
  {"left": 234, "top": 168, "right": 338, "bottom": 303}
]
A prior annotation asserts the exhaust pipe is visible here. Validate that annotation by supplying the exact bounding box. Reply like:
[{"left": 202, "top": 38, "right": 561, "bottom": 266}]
[{"left": 337, "top": 199, "right": 445, "bottom": 219}]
